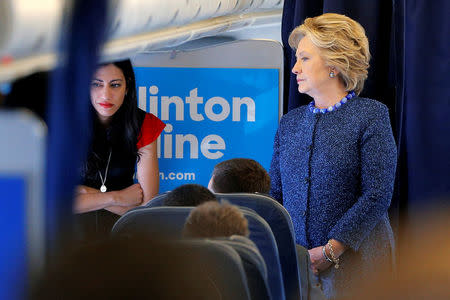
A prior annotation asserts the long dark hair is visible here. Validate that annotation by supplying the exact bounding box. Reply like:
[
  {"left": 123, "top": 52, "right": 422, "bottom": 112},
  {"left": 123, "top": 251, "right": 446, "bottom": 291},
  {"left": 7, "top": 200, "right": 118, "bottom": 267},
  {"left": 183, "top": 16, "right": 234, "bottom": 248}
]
[{"left": 82, "top": 59, "right": 144, "bottom": 182}]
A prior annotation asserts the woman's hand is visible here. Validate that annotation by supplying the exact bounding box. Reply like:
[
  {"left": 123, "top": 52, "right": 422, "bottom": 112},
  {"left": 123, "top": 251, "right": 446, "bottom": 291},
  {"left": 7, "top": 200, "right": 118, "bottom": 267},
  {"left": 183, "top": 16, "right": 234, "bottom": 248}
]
[
  {"left": 114, "top": 183, "right": 144, "bottom": 207},
  {"left": 308, "top": 246, "right": 333, "bottom": 275}
]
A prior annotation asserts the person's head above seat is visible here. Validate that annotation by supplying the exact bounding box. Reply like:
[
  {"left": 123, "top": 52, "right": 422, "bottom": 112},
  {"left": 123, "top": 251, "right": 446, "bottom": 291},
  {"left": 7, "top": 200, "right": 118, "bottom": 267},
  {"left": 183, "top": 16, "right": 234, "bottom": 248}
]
[
  {"left": 208, "top": 158, "right": 270, "bottom": 194},
  {"left": 164, "top": 184, "right": 217, "bottom": 207},
  {"left": 83, "top": 59, "right": 149, "bottom": 189},
  {"left": 183, "top": 201, "right": 249, "bottom": 238},
  {"left": 288, "top": 13, "right": 370, "bottom": 98}
]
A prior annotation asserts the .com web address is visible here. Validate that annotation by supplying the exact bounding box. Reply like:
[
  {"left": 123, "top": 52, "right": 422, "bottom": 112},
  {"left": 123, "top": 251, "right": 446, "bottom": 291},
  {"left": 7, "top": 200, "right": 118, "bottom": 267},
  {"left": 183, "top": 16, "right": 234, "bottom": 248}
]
[{"left": 160, "top": 172, "right": 196, "bottom": 181}]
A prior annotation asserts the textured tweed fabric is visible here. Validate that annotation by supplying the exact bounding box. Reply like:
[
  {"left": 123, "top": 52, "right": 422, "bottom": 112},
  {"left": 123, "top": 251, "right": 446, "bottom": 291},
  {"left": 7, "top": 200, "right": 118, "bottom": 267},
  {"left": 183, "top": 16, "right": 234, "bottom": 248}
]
[{"left": 269, "top": 97, "right": 397, "bottom": 299}]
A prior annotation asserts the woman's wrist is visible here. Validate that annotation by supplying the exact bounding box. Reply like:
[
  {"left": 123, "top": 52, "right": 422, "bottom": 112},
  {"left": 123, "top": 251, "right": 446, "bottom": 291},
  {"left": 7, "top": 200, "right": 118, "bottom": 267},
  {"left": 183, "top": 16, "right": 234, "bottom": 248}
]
[
  {"left": 326, "top": 241, "right": 340, "bottom": 269},
  {"left": 324, "top": 239, "right": 348, "bottom": 269},
  {"left": 110, "top": 191, "right": 121, "bottom": 206},
  {"left": 328, "top": 239, "right": 347, "bottom": 257},
  {"left": 322, "top": 245, "right": 333, "bottom": 263}
]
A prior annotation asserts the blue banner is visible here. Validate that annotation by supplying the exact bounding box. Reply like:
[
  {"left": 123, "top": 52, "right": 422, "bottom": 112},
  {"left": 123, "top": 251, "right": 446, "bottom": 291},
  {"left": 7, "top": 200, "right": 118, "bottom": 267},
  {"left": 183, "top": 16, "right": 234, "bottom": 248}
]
[{"left": 134, "top": 67, "right": 279, "bottom": 192}]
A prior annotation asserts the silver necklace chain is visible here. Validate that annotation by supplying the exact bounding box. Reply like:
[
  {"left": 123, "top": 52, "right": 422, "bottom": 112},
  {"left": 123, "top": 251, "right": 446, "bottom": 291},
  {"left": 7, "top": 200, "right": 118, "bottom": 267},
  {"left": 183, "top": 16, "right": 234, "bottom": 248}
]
[{"left": 98, "top": 149, "right": 112, "bottom": 193}]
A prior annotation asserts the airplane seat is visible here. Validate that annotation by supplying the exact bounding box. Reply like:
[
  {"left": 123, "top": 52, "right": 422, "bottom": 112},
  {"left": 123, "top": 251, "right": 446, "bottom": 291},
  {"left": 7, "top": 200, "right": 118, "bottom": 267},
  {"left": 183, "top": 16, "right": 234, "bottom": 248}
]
[
  {"left": 216, "top": 192, "right": 302, "bottom": 300},
  {"left": 177, "top": 239, "right": 252, "bottom": 300},
  {"left": 111, "top": 204, "right": 285, "bottom": 299},
  {"left": 143, "top": 192, "right": 169, "bottom": 208},
  {"left": 210, "top": 235, "right": 272, "bottom": 300}
]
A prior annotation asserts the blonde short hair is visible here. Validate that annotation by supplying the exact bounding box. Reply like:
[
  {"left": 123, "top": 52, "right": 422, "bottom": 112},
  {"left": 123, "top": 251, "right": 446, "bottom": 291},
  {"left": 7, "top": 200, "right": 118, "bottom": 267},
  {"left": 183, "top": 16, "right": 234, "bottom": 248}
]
[{"left": 288, "top": 13, "right": 370, "bottom": 95}]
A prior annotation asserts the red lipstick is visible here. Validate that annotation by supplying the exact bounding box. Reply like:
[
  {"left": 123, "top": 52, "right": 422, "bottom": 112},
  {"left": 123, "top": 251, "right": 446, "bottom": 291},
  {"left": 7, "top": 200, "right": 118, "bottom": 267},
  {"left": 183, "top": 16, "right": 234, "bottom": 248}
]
[{"left": 99, "top": 102, "right": 113, "bottom": 108}]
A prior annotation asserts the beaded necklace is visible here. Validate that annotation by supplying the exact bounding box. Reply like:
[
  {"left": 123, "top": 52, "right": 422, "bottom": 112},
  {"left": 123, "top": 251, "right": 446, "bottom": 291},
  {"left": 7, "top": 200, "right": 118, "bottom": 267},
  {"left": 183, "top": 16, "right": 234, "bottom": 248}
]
[{"left": 309, "top": 91, "right": 356, "bottom": 114}]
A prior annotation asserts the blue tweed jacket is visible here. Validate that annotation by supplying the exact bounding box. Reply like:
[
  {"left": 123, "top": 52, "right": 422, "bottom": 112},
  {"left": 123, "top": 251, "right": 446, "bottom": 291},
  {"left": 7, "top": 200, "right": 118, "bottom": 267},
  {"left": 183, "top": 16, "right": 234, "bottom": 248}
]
[{"left": 269, "top": 97, "right": 397, "bottom": 298}]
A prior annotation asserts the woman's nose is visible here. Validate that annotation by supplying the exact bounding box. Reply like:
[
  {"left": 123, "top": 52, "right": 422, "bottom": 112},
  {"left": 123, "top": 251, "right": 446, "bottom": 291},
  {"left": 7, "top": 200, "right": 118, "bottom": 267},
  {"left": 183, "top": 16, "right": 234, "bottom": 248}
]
[
  {"left": 100, "top": 87, "right": 112, "bottom": 99},
  {"left": 292, "top": 60, "right": 301, "bottom": 75}
]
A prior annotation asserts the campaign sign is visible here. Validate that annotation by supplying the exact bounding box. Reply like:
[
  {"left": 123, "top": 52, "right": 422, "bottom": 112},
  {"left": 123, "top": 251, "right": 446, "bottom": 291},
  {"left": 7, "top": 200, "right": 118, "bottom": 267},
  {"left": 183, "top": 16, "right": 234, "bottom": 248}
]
[{"left": 134, "top": 67, "right": 279, "bottom": 192}]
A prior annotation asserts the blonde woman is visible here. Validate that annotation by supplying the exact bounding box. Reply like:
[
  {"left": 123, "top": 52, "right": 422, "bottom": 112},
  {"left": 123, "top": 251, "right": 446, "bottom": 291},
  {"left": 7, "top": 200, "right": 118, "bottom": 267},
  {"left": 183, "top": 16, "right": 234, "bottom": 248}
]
[{"left": 269, "top": 13, "right": 397, "bottom": 298}]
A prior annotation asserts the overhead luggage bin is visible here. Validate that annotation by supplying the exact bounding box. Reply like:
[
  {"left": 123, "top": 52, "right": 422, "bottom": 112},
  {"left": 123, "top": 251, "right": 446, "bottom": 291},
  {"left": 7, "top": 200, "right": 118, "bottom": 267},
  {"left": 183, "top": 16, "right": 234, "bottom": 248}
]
[{"left": 0, "top": 0, "right": 283, "bottom": 83}]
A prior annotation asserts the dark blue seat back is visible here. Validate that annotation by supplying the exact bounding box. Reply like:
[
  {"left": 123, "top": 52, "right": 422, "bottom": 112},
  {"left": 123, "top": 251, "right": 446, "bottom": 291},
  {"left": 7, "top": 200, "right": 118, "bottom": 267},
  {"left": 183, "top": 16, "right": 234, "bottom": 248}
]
[
  {"left": 241, "top": 208, "right": 285, "bottom": 300},
  {"left": 216, "top": 193, "right": 301, "bottom": 300},
  {"left": 112, "top": 209, "right": 253, "bottom": 299},
  {"left": 177, "top": 239, "right": 251, "bottom": 300},
  {"left": 144, "top": 192, "right": 168, "bottom": 208},
  {"left": 111, "top": 206, "right": 191, "bottom": 238},
  {"left": 111, "top": 206, "right": 255, "bottom": 238},
  {"left": 211, "top": 236, "right": 271, "bottom": 300},
  {"left": 112, "top": 205, "right": 285, "bottom": 300}
]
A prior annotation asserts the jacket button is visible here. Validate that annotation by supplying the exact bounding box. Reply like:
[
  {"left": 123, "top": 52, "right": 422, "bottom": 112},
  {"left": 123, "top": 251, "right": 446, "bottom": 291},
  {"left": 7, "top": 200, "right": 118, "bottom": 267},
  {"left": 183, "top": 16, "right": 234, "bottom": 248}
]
[
  {"left": 302, "top": 210, "right": 306, "bottom": 217},
  {"left": 304, "top": 177, "right": 311, "bottom": 184},
  {"left": 308, "top": 144, "right": 313, "bottom": 151}
]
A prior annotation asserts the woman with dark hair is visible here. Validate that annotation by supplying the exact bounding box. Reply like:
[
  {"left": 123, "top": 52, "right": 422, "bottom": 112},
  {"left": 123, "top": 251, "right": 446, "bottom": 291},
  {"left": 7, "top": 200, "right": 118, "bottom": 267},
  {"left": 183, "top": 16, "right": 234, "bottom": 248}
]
[{"left": 74, "top": 59, "right": 165, "bottom": 239}]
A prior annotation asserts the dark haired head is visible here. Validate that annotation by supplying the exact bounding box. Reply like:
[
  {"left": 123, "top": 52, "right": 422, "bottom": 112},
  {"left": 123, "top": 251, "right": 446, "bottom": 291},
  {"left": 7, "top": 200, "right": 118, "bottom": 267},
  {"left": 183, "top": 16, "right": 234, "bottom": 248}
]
[
  {"left": 164, "top": 184, "right": 217, "bottom": 207},
  {"left": 82, "top": 59, "right": 144, "bottom": 182},
  {"left": 209, "top": 158, "right": 270, "bottom": 194}
]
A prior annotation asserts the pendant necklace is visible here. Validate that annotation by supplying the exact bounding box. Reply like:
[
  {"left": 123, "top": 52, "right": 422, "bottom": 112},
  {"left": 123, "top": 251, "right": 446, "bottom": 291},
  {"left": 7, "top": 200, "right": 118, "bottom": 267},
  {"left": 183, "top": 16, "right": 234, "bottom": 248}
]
[{"left": 98, "top": 149, "right": 112, "bottom": 193}]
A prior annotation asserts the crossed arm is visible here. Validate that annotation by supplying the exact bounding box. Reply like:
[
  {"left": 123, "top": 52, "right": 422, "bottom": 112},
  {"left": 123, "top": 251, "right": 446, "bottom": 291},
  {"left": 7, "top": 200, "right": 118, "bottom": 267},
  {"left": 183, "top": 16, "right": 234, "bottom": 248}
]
[{"left": 74, "top": 141, "right": 159, "bottom": 216}]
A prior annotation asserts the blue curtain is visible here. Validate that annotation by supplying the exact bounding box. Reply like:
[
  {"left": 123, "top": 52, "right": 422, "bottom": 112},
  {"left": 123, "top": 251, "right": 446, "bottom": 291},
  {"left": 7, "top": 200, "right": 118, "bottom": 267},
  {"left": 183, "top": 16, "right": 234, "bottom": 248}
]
[
  {"left": 46, "top": 0, "right": 108, "bottom": 249},
  {"left": 398, "top": 0, "right": 450, "bottom": 219},
  {"left": 281, "top": 0, "right": 450, "bottom": 239}
]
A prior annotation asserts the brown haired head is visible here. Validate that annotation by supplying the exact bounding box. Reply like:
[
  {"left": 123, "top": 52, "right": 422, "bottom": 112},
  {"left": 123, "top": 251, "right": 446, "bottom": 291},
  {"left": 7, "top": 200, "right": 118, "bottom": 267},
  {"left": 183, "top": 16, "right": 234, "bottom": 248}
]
[
  {"left": 183, "top": 201, "right": 250, "bottom": 238},
  {"left": 210, "top": 158, "right": 270, "bottom": 194}
]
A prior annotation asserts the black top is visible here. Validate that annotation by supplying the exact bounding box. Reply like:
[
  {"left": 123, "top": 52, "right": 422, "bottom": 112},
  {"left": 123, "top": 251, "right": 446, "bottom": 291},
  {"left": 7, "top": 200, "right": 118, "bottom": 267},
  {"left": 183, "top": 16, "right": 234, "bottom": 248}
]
[{"left": 74, "top": 109, "right": 146, "bottom": 240}]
